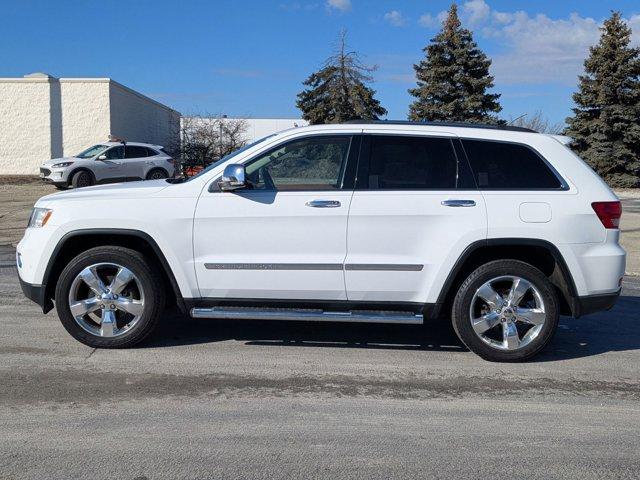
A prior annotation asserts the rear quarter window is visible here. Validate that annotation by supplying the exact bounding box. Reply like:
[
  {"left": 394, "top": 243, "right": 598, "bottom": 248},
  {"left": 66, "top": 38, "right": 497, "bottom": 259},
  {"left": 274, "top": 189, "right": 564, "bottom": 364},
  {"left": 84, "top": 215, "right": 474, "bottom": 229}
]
[{"left": 462, "top": 139, "right": 564, "bottom": 190}]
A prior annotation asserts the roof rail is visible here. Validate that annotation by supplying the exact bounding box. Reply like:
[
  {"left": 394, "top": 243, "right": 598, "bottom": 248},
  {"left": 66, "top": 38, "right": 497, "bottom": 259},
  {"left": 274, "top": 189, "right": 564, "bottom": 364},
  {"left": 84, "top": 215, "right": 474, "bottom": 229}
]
[{"left": 343, "top": 119, "right": 537, "bottom": 133}]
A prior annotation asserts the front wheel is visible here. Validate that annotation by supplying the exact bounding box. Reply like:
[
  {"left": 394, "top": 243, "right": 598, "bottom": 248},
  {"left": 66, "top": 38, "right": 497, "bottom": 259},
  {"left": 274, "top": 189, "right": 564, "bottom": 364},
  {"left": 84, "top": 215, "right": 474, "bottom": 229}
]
[
  {"left": 54, "top": 246, "right": 165, "bottom": 348},
  {"left": 451, "top": 260, "right": 559, "bottom": 362},
  {"left": 71, "top": 170, "right": 94, "bottom": 188}
]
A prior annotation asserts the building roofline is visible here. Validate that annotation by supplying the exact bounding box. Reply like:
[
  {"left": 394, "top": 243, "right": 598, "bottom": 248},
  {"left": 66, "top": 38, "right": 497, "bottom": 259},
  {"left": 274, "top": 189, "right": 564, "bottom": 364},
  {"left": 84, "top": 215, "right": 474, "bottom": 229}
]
[
  {"left": 106, "top": 79, "right": 180, "bottom": 115},
  {"left": 0, "top": 76, "right": 180, "bottom": 115}
]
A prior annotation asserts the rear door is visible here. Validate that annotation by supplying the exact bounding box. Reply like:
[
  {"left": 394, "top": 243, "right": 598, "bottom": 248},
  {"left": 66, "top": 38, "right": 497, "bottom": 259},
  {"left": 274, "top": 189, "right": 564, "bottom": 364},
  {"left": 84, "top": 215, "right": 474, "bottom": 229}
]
[
  {"left": 123, "top": 145, "right": 149, "bottom": 179},
  {"left": 344, "top": 131, "right": 487, "bottom": 305}
]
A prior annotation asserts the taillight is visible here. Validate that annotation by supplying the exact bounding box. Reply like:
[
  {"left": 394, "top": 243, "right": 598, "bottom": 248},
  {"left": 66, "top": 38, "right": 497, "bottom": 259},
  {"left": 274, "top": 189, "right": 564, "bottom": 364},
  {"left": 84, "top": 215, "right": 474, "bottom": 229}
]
[{"left": 591, "top": 201, "right": 622, "bottom": 229}]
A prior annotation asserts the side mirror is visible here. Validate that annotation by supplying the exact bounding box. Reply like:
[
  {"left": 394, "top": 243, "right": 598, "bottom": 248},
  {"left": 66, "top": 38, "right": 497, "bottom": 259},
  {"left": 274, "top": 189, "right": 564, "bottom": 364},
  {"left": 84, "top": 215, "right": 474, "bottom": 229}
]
[
  {"left": 97, "top": 154, "right": 107, "bottom": 161},
  {"left": 218, "top": 164, "right": 247, "bottom": 191}
]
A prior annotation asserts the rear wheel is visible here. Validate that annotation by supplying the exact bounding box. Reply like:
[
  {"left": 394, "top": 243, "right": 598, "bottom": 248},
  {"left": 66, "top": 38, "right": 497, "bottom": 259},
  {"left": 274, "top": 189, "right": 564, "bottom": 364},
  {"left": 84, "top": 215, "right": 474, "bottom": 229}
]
[
  {"left": 451, "top": 259, "right": 559, "bottom": 362},
  {"left": 146, "top": 168, "right": 168, "bottom": 180},
  {"left": 54, "top": 246, "right": 165, "bottom": 348},
  {"left": 71, "top": 170, "right": 94, "bottom": 188}
]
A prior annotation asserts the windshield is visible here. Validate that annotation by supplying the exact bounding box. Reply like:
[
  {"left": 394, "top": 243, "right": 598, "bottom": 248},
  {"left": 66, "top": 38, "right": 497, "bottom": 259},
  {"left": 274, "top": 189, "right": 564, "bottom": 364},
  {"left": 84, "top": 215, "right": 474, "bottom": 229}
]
[
  {"left": 186, "top": 135, "right": 277, "bottom": 181},
  {"left": 76, "top": 144, "right": 109, "bottom": 159}
]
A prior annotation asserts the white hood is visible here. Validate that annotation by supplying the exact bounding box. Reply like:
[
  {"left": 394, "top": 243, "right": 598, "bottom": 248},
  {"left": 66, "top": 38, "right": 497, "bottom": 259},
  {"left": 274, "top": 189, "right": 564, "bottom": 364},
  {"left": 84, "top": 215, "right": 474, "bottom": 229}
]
[{"left": 37, "top": 179, "right": 170, "bottom": 204}]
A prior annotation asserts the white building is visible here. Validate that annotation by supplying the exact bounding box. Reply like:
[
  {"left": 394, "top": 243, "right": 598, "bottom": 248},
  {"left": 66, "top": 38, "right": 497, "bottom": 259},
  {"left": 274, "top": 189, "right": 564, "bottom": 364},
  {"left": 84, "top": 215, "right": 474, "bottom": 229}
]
[
  {"left": 0, "top": 73, "right": 180, "bottom": 175},
  {"left": 181, "top": 116, "right": 309, "bottom": 146},
  {"left": 229, "top": 117, "right": 309, "bottom": 141}
]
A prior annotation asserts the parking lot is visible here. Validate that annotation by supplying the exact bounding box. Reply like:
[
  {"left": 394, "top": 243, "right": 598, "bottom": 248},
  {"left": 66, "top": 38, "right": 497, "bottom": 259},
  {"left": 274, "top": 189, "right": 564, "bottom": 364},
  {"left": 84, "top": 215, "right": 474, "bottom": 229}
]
[{"left": 1, "top": 181, "right": 640, "bottom": 479}]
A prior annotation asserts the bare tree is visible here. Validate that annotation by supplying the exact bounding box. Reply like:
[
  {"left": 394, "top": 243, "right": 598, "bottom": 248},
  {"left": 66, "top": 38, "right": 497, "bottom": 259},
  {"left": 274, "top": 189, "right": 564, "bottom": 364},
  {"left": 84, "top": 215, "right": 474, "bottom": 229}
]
[
  {"left": 177, "top": 115, "right": 249, "bottom": 173},
  {"left": 509, "top": 111, "right": 564, "bottom": 134}
]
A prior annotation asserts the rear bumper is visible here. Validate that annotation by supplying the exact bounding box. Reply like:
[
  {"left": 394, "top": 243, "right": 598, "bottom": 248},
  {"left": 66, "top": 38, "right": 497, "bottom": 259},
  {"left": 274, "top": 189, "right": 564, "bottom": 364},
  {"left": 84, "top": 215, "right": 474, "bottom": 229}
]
[
  {"left": 572, "top": 289, "right": 621, "bottom": 318},
  {"left": 18, "top": 276, "right": 52, "bottom": 313}
]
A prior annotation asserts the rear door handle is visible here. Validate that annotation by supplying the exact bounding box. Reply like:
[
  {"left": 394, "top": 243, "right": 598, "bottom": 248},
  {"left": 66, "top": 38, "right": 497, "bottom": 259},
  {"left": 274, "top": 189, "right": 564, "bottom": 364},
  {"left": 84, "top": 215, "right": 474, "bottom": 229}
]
[
  {"left": 441, "top": 199, "right": 476, "bottom": 207},
  {"left": 306, "top": 200, "right": 341, "bottom": 208}
]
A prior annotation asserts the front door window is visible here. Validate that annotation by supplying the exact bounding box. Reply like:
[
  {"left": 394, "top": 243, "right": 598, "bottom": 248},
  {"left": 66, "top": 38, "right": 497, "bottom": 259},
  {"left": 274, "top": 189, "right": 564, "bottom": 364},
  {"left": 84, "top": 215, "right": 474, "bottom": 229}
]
[{"left": 244, "top": 136, "right": 352, "bottom": 191}]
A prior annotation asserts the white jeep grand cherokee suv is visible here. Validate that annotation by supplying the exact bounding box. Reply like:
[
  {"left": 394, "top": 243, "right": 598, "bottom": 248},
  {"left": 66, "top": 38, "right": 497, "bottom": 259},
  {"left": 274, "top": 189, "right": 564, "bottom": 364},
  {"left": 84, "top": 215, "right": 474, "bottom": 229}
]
[
  {"left": 40, "top": 142, "right": 176, "bottom": 189},
  {"left": 18, "top": 121, "right": 626, "bottom": 361}
]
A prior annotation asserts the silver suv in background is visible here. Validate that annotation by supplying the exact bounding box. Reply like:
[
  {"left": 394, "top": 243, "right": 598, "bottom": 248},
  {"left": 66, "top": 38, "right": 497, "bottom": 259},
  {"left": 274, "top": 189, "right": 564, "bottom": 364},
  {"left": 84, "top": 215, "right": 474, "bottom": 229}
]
[{"left": 39, "top": 142, "right": 176, "bottom": 189}]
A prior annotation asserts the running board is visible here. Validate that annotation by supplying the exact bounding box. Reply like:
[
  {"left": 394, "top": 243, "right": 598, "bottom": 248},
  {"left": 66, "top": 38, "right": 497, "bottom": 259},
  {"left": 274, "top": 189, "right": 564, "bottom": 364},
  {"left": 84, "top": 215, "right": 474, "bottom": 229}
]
[{"left": 190, "top": 307, "right": 424, "bottom": 324}]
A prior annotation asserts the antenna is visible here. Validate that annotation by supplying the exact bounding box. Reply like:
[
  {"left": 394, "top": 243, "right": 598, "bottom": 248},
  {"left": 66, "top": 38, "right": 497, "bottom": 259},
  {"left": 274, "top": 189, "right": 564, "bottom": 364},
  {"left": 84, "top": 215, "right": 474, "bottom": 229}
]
[{"left": 508, "top": 114, "right": 527, "bottom": 126}]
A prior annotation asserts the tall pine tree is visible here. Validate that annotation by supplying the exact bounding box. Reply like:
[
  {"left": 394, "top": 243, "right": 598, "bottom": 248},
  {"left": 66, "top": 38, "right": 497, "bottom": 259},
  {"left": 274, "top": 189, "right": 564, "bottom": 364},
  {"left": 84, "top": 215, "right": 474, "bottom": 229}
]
[
  {"left": 296, "top": 31, "right": 387, "bottom": 124},
  {"left": 408, "top": 3, "right": 502, "bottom": 123},
  {"left": 565, "top": 12, "right": 640, "bottom": 187}
]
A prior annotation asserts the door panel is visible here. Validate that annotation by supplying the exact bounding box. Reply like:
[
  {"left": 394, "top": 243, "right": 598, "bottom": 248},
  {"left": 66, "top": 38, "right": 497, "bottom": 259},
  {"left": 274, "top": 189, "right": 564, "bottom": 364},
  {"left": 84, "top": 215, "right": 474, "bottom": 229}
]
[
  {"left": 194, "top": 190, "right": 352, "bottom": 299},
  {"left": 345, "top": 190, "right": 486, "bottom": 303}
]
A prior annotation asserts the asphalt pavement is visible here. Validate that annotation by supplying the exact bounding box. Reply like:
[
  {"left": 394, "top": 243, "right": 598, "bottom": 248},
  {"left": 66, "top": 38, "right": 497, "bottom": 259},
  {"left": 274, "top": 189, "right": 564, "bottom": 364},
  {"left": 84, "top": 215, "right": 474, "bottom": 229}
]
[{"left": 0, "top": 252, "right": 639, "bottom": 479}]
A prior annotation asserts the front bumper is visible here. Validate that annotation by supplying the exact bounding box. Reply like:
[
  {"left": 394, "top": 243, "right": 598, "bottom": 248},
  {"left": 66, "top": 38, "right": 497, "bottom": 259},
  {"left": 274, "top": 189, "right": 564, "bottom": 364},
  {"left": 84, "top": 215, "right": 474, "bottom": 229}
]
[
  {"left": 39, "top": 167, "right": 69, "bottom": 186},
  {"left": 18, "top": 276, "right": 53, "bottom": 313},
  {"left": 572, "top": 289, "right": 621, "bottom": 318}
]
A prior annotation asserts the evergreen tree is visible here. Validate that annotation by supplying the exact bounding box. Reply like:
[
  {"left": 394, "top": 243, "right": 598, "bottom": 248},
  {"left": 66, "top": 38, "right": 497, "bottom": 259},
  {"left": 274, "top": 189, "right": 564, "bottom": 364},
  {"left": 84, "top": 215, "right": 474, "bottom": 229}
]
[
  {"left": 565, "top": 12, "right": 640, "bottom": 187},
  {"left": 408, "top": 3, "right": 502, "bottom": 123},
  {"left": 296, "top": 31, "right": 387, "bottom": 124}
]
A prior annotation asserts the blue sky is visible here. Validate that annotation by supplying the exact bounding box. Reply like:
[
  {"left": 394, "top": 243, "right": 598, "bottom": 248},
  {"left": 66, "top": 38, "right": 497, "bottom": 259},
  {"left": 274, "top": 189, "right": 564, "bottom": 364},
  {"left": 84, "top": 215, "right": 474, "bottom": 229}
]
[{"left": 1, "top": 0, "right": 639, "bottom": 125}]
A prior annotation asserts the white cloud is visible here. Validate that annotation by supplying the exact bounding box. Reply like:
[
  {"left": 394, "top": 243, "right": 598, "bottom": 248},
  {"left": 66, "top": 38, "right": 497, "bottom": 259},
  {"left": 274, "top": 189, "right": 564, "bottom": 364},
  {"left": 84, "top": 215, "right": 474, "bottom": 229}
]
[
  {"left": 418, "top": 1, "right": 640, "bottom": 86},
  {"left": 463, "top": 0, "right": 490, "bottom": 25},
  {"left": 326, "top": 0, "right": 351, "bottom": 12},
  {"left": 418, "top": 10, "right": 447, "bottom": 29},
  {"left": 384, "top": 10, "right": 405, "bottom": 27}
]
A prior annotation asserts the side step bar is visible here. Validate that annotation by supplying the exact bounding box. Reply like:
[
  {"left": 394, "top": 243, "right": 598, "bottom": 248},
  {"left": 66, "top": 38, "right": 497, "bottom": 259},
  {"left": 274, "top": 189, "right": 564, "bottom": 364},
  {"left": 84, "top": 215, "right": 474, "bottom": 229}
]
[{"left": 190, "top": 307, "right": 424, "bottom": 324}]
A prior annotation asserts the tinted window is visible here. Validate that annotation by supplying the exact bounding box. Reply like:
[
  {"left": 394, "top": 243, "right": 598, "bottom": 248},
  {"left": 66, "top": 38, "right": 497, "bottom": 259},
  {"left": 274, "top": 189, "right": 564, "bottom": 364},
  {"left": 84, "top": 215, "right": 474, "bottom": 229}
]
[
  {"left": 146, "top": 147, "right": 159, "bottom": 156},
  {"left": 104, "top": 146, "right": 124, "bottom": 160},
  {"left": 462, "top": 140, "right": 562, "bottom": 189},
  {"left": 125, "top": 146, "right": 149, "bottom": 159},
  {"left": 367, "top": 136, "right": 458, "bottom": 189},
  {"left": 245, "top": 136, "right": 351, "bottom": 191}
]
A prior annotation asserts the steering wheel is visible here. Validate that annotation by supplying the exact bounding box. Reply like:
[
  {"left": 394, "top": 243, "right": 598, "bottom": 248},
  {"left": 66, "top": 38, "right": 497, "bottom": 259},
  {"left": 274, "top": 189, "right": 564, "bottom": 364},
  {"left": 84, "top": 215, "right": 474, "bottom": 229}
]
[{"left": 259, "top": 167, "right": 276, "bottom": 191}]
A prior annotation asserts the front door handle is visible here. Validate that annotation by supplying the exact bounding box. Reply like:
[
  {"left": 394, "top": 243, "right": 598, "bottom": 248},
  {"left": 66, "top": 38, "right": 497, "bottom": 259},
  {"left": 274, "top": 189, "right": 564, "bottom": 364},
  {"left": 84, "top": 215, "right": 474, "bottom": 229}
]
[
  {"left": 441, "top": 199, "right": 476, "bottom": 207},
  {"left": 306, "top": 200, "right": 341, "bottom": 208}
]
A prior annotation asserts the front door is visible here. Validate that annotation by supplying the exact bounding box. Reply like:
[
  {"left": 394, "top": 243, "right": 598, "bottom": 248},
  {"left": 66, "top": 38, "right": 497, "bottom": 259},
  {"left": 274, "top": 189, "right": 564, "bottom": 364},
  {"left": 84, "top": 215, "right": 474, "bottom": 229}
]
[
  {"left": 92, "top": 145, "right": 124, "bottom": 183},
  {"left": 344, "top": 132, "right": 487, "bottom": 305},
  {"left": 193, "top": 133, "right": 358, "bottom": 301}
]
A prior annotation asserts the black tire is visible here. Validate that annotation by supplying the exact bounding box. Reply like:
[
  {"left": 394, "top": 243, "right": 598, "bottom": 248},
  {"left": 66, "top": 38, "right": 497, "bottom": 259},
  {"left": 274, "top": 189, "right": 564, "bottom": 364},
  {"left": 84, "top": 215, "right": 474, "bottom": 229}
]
[
  {"left": 71, "top": 170, "right": 94, "bottom": 188},
  {"left": 146, "top": 168, "right": 168, "bottom": 180},
  {"left": 451, "top": 259, "right": 559, "bottom": 362},
  {"left": 54, "top": 246, "right": 165, "bottom": 348},
  {"left": 54, "top": 185, "right": 68, "bottom": 190}
]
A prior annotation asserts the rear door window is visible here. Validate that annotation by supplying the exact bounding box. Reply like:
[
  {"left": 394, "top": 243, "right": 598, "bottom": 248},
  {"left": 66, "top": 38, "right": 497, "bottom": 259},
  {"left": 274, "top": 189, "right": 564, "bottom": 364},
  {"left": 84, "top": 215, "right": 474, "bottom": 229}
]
[
  {"left": 462, "top": 139, "right": 564, "bottom": 190},
  {"left": 359, "top": 135, "right": 471, "bottom": 190},
  {"left": 125, "top": 146, "right": 149, "bottom": 159}
]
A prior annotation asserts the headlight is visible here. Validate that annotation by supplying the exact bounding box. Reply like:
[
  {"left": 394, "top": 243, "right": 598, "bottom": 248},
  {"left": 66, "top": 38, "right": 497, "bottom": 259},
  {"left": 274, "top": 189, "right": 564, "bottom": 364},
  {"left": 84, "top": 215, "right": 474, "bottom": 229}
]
[
  {"left": 27, "top": 208, "right": 53, "bottom": 228},
  {"left": 51, "top": 161, "right": 74, "bottom": 168}
]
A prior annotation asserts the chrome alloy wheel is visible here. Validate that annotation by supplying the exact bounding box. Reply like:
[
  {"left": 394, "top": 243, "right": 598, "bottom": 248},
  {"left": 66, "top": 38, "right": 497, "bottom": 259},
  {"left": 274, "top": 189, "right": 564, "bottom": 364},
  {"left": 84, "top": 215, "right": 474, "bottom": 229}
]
[
  {"left": 68, "top": 262, "right": 145, "bottom": 337},
  {"left": 469, "top": 275, "right": 546, "bottom": 351}
]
